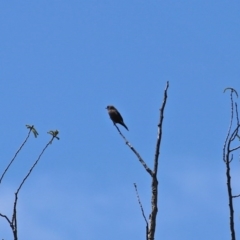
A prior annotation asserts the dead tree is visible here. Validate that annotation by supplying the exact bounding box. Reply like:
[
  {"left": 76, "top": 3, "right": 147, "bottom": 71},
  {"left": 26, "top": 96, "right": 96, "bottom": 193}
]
[
  {"left": 223, "top": 87, "right": 240, "bottom": 240},
  {"left": 0, "top": 126, "right": 59, "bottom": 240},
  {"left": 112, "top": 82, "right": 169, "bottom": 240}
]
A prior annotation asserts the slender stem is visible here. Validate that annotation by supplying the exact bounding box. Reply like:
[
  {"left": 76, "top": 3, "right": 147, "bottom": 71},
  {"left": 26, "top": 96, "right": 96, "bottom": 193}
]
[
  {"left": 16, "top": 137, "right": 54, "bottom": 194},
  {"left": 134, "top": 183, "right": 148, "bottom": 225},
  {"left": 148, "top": 81, "right": 169, "bottom": 240},
  {"left": 115, "top": 125, "right": 153, "bottom": 176},
  {"left": 225, "top": 155, "right": 235, "bottom": 240},
  {"left": 223, "top": 92, "right": 234, "bottom": 162},
  {"left": 154, "top": 81, "right": 169, "bottom": 175},
  {"left": 0, "top": 130, "right": 32, "bottom": 184},
  {"left": 232, "top": 194, "right": 240, "bottom": 198}
]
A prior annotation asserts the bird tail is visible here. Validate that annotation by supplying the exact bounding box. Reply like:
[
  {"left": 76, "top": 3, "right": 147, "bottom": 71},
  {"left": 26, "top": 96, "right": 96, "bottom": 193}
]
[{"left": 121, "top": 122, "right": 129, "bottom": 131}]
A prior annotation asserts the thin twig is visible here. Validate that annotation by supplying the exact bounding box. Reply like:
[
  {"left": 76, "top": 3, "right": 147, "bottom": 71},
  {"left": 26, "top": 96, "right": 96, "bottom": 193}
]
[
  {"left": 16, "top": 136, "right": 54, "bottom": 194},
  {"left": 0, "top": 213, "right": 11, "bottom": 225},
  {"left": 114, "top": 125, "right": 153, "bottom": 176},
  {"left": 223, "top": 91, "right": 234, "bottom": 163},
  {"left": 235, "top": 103, "right": 239, "bottom": 126},
  {"left": 230, "top": 145, "right": 240, "bottom": 152},
  {"left": 229, "top": 125, "right": 240, "bottom": 144},
  {"left": 153, "top": 81, "right": 169, "bottom": 175},
  {"left": 134, "top": 183, "right": 148, "bottom": 225},
  {"left": 0, "top": 129, "right": 32, "bottom": 184},
  {"left": 224, "top": 88, "right": 238, "bottom": 98},
  {"left": 134, "top": 183, "right": 148, "bottom": 240},
  {"left": 232, "top": 194, "right": 240, "bottom": 198}
]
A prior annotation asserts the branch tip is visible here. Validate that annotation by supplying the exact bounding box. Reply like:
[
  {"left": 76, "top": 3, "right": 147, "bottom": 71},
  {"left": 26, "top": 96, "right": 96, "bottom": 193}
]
[{"left": 224, "top": 87, "right": 238, "bottom": 98}]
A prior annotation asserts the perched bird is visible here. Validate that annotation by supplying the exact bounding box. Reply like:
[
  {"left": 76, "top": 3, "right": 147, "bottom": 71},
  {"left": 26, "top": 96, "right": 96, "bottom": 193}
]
[{"left": 106, "top": 105, "right": 129, "bottom": 131}]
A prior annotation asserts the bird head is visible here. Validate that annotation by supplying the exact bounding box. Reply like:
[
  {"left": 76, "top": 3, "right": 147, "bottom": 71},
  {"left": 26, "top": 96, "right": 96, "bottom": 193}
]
[{"left": 106, "top": 105, "right": 115, "bottom": 110}]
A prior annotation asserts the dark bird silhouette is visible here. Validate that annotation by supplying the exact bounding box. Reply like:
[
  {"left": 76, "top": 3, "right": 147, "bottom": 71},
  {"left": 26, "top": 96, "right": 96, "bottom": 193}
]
[{"left": 106, "top": 105, "right": 129, "bottom": 131}]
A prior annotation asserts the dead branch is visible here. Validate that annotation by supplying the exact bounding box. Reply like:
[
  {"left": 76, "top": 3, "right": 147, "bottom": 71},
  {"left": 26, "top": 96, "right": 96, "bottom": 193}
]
[
  {"left": 148, "top": 81, "right": 169, "bottom": 240},
  {"left": 115, "top": 124, "right": 153, "bottom": 176},
  {"left": 232, "top": 194, "right": 240, "bottom": 198},
  {"left": 134, "top": 183, "right": 148, "bottom": 240},
  {"left": 113, "top": 82, "right": 169, "bottom": 240}
]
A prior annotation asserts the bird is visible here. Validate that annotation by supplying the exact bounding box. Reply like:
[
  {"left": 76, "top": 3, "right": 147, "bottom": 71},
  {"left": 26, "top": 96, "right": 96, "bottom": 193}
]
[{"left": 106, "top": 105, "right": 129, "bottom": 131}]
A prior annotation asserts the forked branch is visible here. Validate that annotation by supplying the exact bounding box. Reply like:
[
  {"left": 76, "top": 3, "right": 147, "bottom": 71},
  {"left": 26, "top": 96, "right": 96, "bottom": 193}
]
[
  {"left": 0, "top": 130, "right": 59, "bottom": 240},
  {"left": 114, "top": 82, "right": 169, "bottom": 240}
]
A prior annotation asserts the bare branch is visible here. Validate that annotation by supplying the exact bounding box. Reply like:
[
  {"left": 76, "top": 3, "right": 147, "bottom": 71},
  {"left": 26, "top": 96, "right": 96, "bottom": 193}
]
[
  {"left": 0, "top": 213, "right": 11, "bottom": 226},
  {"left": 154, "top": 81, "right": 169, "bottom": 175},
  {"left": 232, "top": 194, "right": 240, "bottom": 198},
  {"left": 0, "top": 128, "right": 32, "bottom": 185},
  {"left": 12, "top": 193, "right": 18, "bottom": 240},
  {"left": 223, "top": 90, "right": 235, "bottom": 162},
  {"left": 235, "top": 103, "right": 239, "bottom": 125},
  {"left": 224, "top": 87, "right": 238, "bottom": 98},
  {"left": 134, "top": 183, "right": 148, "bottom": 225},
  {"left": 230, "top": 145, "right": 240, "bottom": 152},
  {"left": 115, "top": 124, "right": 153, "bottom": 176},
  {"left": 134, "top": 183, "right": 148, "bottom": 240},
  {"left": 147, "top": 82, "right": 169, "bottom": 240},
  {"left": 229, "top": 125, "right": 240, "bottom": 144},
  {"left": 16, "top": 136, "right": 55, "bottom": 194}
]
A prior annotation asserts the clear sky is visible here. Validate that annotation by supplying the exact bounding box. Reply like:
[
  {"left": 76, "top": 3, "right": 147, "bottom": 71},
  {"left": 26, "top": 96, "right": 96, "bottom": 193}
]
[{"left": 0, "top": 1, "right": 240, "bottom": 239}]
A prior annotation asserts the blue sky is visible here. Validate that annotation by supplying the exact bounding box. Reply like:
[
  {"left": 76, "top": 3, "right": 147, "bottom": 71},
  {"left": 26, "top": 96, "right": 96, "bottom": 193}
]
[{"left": 0, "top": 1, "right": 240, "bottom": 239}]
